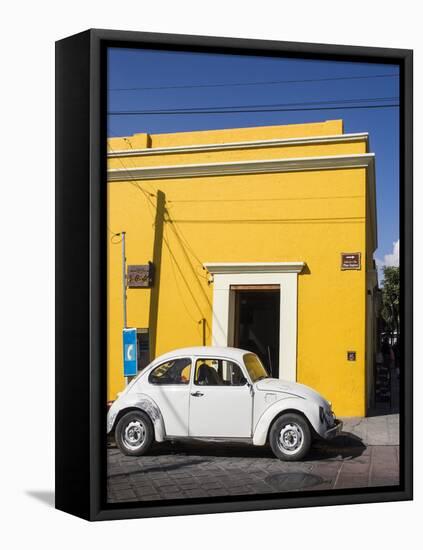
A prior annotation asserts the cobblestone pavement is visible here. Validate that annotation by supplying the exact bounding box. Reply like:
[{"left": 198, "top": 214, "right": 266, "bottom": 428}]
[{"left": 107, "top": 428, "right": 400, "bottom": 503}]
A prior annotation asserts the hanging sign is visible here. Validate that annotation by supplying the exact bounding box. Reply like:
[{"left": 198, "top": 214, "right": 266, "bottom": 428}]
[
  {"left": 127, "top": 262, "right": 155, "bottom": 288},
  {"left": 123, "top": 328, "right": 138, "bottom": 377}
]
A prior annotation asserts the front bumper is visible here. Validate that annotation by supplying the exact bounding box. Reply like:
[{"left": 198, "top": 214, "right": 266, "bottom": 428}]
[{"left": 324, "top": 419, "right": 343, "bottom": 440}]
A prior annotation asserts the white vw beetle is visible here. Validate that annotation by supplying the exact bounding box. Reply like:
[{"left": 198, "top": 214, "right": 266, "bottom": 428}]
[{"left": 107, "top": 346, "right": 342, "bottom": 461}]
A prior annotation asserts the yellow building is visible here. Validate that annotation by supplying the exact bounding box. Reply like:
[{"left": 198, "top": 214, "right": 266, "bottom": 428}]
[{"left": 107, "top": 119, "right": 378, "bottom": 417}]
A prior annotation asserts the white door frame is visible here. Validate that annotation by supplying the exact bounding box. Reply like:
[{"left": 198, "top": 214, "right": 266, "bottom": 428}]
[{"left": 204, "top": 262, "right": 304, "bottom": 382}]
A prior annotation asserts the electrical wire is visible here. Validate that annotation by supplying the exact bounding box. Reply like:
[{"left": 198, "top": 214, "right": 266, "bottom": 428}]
[
  {"left": 108, "top": 103, "right": 399, "bottom": 116},
  {"left": 165, "top": 214, "right": 210, "bottom": 281},
  {"left": 110, "top": 95, "right": 398, "bottom": 114},
  {"left": 107, "top": 147, "right": 211, "bottom": 302},
  {"left": 164, "top": 223, "right": 206, "bottom": 325},
  {"left": 109, "top": 72, "right": 399, "bottom": 92},
  {"left": 167, "top": 194, "right": 364, "bottom": 205},
  {"left": 107, "top": 142, "right": 157, "bottom": 210}
]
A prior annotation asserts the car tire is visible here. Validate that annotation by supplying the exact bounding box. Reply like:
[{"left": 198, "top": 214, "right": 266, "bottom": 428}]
[
  {"left": 115, "top": 410, "right": 154, "bottom": 456},
  {"left": 269, "top": 413, "right": 311, "bottom": 461}
]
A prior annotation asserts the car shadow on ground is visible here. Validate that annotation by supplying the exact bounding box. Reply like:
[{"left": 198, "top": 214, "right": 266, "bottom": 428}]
[
  {"left": 107, "top": 457, "right": 213, "bottom": 477},
  {"left": 306, "top": 432, "right": 366, "bottom": 461},
  {"left": 109, "top": 430, "right": 366, "bottom": 462}
]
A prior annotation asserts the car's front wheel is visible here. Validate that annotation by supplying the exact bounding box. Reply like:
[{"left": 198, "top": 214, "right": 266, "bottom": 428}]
[
  {"left": 269, "top": 413, "right": 311, "bottom": 461},
  {"left": 115, "top": 410, "right": 154, "bottom": 456}
]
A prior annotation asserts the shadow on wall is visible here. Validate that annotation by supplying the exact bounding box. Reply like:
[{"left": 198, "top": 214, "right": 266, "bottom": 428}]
[
  {"left": 148, "top": 189, "right": 214, "bottom": 356},
  {"left": 164, "top": 210, "right": 215, "bottom": 339},
  {"left": 301, "top": 264, "right": 311, "bottom": 275},
  {"left": 148, "top": 190, "right": 166, "bottom": 359}
]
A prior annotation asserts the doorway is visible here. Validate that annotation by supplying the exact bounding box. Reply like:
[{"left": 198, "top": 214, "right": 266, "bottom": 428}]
[{"left": 232, "top": 286, "right": 280, "bottom": 378}]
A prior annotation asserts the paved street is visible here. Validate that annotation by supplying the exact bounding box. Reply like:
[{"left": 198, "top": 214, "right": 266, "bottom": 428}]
[{"left": 107, "top": 414, "right": 400, "bottom": 503}]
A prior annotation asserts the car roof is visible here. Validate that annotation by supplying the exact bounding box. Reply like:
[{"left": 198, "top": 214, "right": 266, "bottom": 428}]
[{"left": 152, "top": 346, "right": 252, "bottom": 364}]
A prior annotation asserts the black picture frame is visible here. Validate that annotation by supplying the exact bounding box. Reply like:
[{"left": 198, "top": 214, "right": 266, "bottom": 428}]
[{"left": 55, "top": 28, "right": 413, "bottom": 521}]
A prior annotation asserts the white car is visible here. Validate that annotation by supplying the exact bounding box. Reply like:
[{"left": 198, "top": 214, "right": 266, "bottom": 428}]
[{"left": 107, "top": 346, "right": 342, "bottom": 461}]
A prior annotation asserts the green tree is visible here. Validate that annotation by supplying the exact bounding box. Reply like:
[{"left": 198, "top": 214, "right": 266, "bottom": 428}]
[{"left": 381, "top": 266, "right": 400, "bottom": 339}]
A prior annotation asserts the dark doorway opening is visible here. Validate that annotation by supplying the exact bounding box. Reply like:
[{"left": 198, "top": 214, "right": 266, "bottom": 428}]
[
  {"left": 233, "top": 287, "right": 280, "bottom": 378},
  {"left": 136, "top": 328, "right": 150, "bottom": 372}
]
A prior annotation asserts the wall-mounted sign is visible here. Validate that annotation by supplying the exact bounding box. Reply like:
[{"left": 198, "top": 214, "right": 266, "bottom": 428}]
[
  {"left": 123, "top": 328, "right": 138, "bottom": 376},
  {"left": 341, "top": 252, "right": 361, "bottom": 270},
  {"left": 127, "top": 262, "right": 154, "bottom": 288}
]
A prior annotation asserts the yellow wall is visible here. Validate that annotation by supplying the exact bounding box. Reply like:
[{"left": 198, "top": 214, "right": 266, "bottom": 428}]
[{"left": 107, "top": 120, "right": 373, "bottom": 417}]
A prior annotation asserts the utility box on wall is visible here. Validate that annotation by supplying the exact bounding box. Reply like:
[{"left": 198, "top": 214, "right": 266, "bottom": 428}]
[{"left": 123, "top": 328, "right": 138, "bottom": 376}]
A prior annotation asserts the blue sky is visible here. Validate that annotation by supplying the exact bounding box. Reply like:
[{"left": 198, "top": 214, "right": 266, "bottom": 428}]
[{"left": 108, "top": 48, "right": 400, "bottom": 275}]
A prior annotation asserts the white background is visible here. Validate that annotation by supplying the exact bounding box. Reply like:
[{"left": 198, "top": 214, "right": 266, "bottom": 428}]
[{"left": 0, "top": 0, "right": 420, "bottom": 547}]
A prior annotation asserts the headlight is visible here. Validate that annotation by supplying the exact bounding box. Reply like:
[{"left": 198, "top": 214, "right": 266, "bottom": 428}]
[{"left": 319, "top": 405, "right": 334, "bottom": 426}]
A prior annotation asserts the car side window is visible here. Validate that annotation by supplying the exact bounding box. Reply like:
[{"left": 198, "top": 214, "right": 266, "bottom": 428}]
[
  {"left": 194, "top": 358, "right": 247, "bottom": 386},
  {"left": 149, "top": 358, "right": 191, "bottom": 385}
]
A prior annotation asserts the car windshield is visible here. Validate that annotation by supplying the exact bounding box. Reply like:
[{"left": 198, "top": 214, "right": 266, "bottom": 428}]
[{"left": 243, "top": 353, "right": 269, "bottom": 383}]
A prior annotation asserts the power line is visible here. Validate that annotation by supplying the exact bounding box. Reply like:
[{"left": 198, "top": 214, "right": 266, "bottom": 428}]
[
  {"left": 167, "top": 194, "right": 364, "bottom": 205},
  {"left": 169, "top": 216, "right": 365, "bottom": 225},
  {"left": 108, "top": 103, "right": 399, "bottom": 116},
  {"left": 109, "top": 95, "right": 398, "bottom": 114},
  {"left": 107, "top": 142, "right": 157, "bottom": 209},
  {"left": 109, "top": 72, "right": 399, "bottom": 92}
]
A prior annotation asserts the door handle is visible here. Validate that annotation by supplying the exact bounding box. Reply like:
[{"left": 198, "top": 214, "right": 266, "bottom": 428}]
[{"left": 190, "top": 391, "right": 204, "bottom": 397}]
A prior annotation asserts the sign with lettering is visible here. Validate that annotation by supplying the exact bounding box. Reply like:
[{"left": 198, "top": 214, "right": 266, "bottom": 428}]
[
  {"left": 341, "top": 252, "right": 361, "bottom": 270},
  {"left": 123, "top": 328, "right": 138, "bottom": 377},
  {"left": 127, "top": 263, "right": 154, "bottom": 288}
]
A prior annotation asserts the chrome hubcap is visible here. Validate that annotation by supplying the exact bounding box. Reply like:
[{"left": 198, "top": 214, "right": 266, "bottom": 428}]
[
  {"left": 278, "top": 423, "right": 304, "bottom": 454},
  {"left": 123, "top": 420, "right": 145, "bottom": 450}
]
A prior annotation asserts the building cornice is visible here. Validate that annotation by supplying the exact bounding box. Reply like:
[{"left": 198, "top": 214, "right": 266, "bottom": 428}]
[
  {"left": 107, "top": 152, "right": 377, "bottom": 250},
  {"left": 108, "top": 132, "right": 368, "bottom": 158},
  {"left": 204, "top": 262, "right": 305, "bottom": 275},
  {"left": 108, "top": 153, "right": 375, "bottom": 181}
]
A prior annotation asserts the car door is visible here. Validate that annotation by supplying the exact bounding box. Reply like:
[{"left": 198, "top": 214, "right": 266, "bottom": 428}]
[
  {"left": 188, "top": 357, "right": 253, "bottom": 438},
  {"left": 145, "top": 356, "right": 192, "bottom": 437}
]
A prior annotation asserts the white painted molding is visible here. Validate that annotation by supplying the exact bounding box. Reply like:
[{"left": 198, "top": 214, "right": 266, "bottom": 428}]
[
  {"left": 207, "top": 265, "right": 302, "bottom": 382},
  {"left": 108, "top": 152, "right": 375, "bottom": 181},
  {"left": 108, "top": 132, "right": 368, "bottom": 158},
  {"left": 204, "top": 262, "right": 305, "bottom": 275}
]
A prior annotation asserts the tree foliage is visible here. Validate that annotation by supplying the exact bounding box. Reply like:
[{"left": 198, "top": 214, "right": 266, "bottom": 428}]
[{"left": 381, "top": 266, "right": 400, "bottom": 336}]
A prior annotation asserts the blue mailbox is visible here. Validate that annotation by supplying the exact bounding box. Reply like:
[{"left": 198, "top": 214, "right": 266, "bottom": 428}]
[{"left": 123, "top": 328, "right": 138, "bottom": 377}]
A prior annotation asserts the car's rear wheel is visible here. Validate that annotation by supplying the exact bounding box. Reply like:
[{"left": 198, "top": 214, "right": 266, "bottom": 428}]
[
  {"left": 115, "top": 410, "right": 154, "bottom": 456},
  {"left": 269, "top": 413, "right": 311, "bottom": 461}
]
